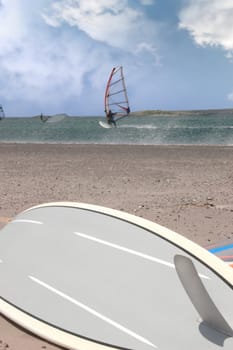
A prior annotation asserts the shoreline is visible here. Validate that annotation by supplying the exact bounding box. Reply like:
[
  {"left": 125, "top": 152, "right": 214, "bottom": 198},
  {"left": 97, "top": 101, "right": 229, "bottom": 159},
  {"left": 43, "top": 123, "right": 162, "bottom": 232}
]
[
  {"left": 1, "top": 142, "right": 233, "bottom": 146},
  {"left": 1, "top": 142, "right": 233, "bottom": 147},
  {"left": 0, "top": 142, "right": 233, "bottom": 349}
]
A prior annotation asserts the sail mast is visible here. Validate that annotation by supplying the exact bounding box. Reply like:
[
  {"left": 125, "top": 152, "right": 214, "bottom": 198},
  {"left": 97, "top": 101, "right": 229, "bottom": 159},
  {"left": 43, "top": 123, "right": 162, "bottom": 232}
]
[
  {"left": 120, "top": 66, "right": 129, "bottom": 109},
  {"left": 104, "top": 67, "right": 116, "bottom": 115}
]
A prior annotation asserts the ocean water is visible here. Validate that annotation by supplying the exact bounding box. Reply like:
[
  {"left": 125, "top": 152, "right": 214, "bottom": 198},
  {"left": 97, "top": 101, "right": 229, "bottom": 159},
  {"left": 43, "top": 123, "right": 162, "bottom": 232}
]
[{"left": 1, "top": 112, "right": 233, "bottom": 145}]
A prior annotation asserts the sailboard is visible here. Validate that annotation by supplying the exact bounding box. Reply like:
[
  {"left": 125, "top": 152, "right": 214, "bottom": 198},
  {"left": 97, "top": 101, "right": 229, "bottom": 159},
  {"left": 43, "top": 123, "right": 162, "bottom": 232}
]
[
  {"left": 40, "top": 113, "right": 68, "bottom": 123},
  {"left": 0, "top": 202, "right": 233, "bottom": 350},
  {"left": 99, "top": 66, "right": 130, "bottom": 128},
  {"left": 0, "top": 105, "right": 5, "bottom": 120}
]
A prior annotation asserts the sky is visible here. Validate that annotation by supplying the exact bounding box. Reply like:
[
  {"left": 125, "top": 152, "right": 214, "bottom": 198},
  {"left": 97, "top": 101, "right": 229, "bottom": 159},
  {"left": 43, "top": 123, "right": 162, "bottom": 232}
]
[{"left": 1, "top": 0, "right": 233, "bottom": 116}]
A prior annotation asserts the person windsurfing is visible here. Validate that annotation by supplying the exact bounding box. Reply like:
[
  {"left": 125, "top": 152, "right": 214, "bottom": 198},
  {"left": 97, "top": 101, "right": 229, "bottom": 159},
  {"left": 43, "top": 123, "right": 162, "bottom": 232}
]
[
  {"left": 0, "top": 105, "right": 5, "bottom": 120},
  {"left": 106, "top": 109, "right": 116, "bottom": 127},
  {"left": 40, "top": 113, "right": 49, "bottom": 123}
]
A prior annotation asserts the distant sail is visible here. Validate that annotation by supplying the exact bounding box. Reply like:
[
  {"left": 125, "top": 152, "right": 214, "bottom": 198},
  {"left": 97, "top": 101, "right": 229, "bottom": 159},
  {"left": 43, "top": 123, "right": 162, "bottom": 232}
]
[
  {"left": 0, "top": 105, "right": 5, "bottom": 120},
  {"left": 40, "top": 113, "right": 68, "bottom": 123},
  {"left": 104, "top": 66, "right": 130, "bottom": 123}
]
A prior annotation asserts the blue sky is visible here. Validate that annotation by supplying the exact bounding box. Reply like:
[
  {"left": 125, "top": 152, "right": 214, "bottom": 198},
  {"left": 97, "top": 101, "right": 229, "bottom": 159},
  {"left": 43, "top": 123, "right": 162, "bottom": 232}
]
[{"left": 1, "top": 0, "right": 233, "bottom": 116}]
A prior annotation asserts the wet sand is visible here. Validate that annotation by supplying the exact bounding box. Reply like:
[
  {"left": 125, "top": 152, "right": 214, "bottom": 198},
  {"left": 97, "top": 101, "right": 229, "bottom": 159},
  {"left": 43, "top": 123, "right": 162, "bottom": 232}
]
[{"left": 0, "top": 143, "right": 233, "bottom": 349}]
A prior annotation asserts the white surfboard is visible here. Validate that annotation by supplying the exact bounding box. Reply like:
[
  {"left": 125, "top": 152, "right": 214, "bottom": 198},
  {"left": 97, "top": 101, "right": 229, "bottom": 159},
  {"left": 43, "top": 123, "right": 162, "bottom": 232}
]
[
  {"left": 0, "top": 202, "right": 232, "bottom": 350},
  {"left": 99, "top": 120, "right": 114, "bottom": 128}
]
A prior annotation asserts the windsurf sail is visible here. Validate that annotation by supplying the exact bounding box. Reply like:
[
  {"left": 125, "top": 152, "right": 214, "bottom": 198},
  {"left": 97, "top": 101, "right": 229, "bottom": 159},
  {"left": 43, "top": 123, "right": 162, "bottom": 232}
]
[
  {"left": 40, "top": 113, "right": 68, "bottom": 123},
  {"left": 104, "top": 66, "right": 130, "bottom": 124},
  {"left": 0, "top": 105, "right": 5, "bottom": 120}
]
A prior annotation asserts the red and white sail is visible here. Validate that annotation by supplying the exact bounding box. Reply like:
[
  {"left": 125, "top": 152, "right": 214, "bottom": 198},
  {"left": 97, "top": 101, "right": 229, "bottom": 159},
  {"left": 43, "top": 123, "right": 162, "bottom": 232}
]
[{"left": 104, "top": 66, "right": 130, "bottom": 121}]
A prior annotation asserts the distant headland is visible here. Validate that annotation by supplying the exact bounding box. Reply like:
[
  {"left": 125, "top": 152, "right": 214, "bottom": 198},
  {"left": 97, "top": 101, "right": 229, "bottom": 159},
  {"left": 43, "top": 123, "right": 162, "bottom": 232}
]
[{"left": 130, "top": 108, "right": 233, "bottom": 117}]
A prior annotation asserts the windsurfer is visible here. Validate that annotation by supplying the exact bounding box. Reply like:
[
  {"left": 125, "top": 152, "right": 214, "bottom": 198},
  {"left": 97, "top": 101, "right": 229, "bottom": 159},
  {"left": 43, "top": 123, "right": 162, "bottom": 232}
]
[
  {"left": 0, "top": 104, "right": 5, "bottom": 120},
  {"left": 40, "top": 113, "right": 50, "bottom": 123},
  {"left": 106, "top": 110, "right": 116, "bottom": 126},
  {"left": 40, "top": 113, "right": 46, "bottom": 122}
]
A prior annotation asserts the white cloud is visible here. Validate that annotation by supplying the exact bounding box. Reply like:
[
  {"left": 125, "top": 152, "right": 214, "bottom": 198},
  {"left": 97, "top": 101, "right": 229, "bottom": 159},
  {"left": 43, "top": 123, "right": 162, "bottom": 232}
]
[
  {"left": 139, "top": 0, "right": 154, "bottom": 5},
  {"left": 227, "top": 92, "right": 233, "bottom": 102},
  {"left": 179, "top": 0, "right": 233, "bottom": 55},
  {"left": 0, "top": 0, "right": 112, "bottom": 113},
  {"left": 0, "top": 0, "right": 161, "bottom": 115},
  {"left": 42, "top": 0, "right": 160, "bottom": 60},
  {"left": 135, "top": 42, "right": 161, "bottom": 66},
  {"left": 0, "top": 1, "right": 27, "bottom": 53}
]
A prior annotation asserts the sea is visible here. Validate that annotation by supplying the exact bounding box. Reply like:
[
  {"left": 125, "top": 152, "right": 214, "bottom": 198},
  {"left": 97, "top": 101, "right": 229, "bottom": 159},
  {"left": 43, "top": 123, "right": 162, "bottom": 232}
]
[{"left": 1, "top": 111, "right": 233, "bottom": 145}]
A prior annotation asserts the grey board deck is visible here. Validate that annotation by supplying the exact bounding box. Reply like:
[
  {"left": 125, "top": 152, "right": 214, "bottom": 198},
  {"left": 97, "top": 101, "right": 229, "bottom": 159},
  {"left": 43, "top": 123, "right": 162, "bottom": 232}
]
[{"left": 0, "top": 202, "right": 232, "bottom": 350}]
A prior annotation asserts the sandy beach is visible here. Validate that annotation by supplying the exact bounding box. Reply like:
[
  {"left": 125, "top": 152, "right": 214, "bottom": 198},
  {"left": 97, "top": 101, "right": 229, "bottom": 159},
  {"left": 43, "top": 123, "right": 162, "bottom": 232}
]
[{"left": 0, "top": 143, "right": 233, "bottom": 349}]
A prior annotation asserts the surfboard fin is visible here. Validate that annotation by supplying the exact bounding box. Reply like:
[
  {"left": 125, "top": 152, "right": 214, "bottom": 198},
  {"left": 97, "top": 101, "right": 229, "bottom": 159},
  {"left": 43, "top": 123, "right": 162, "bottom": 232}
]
[{"left": 174, "top": 254, "right": 233, "bottom": 337}]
